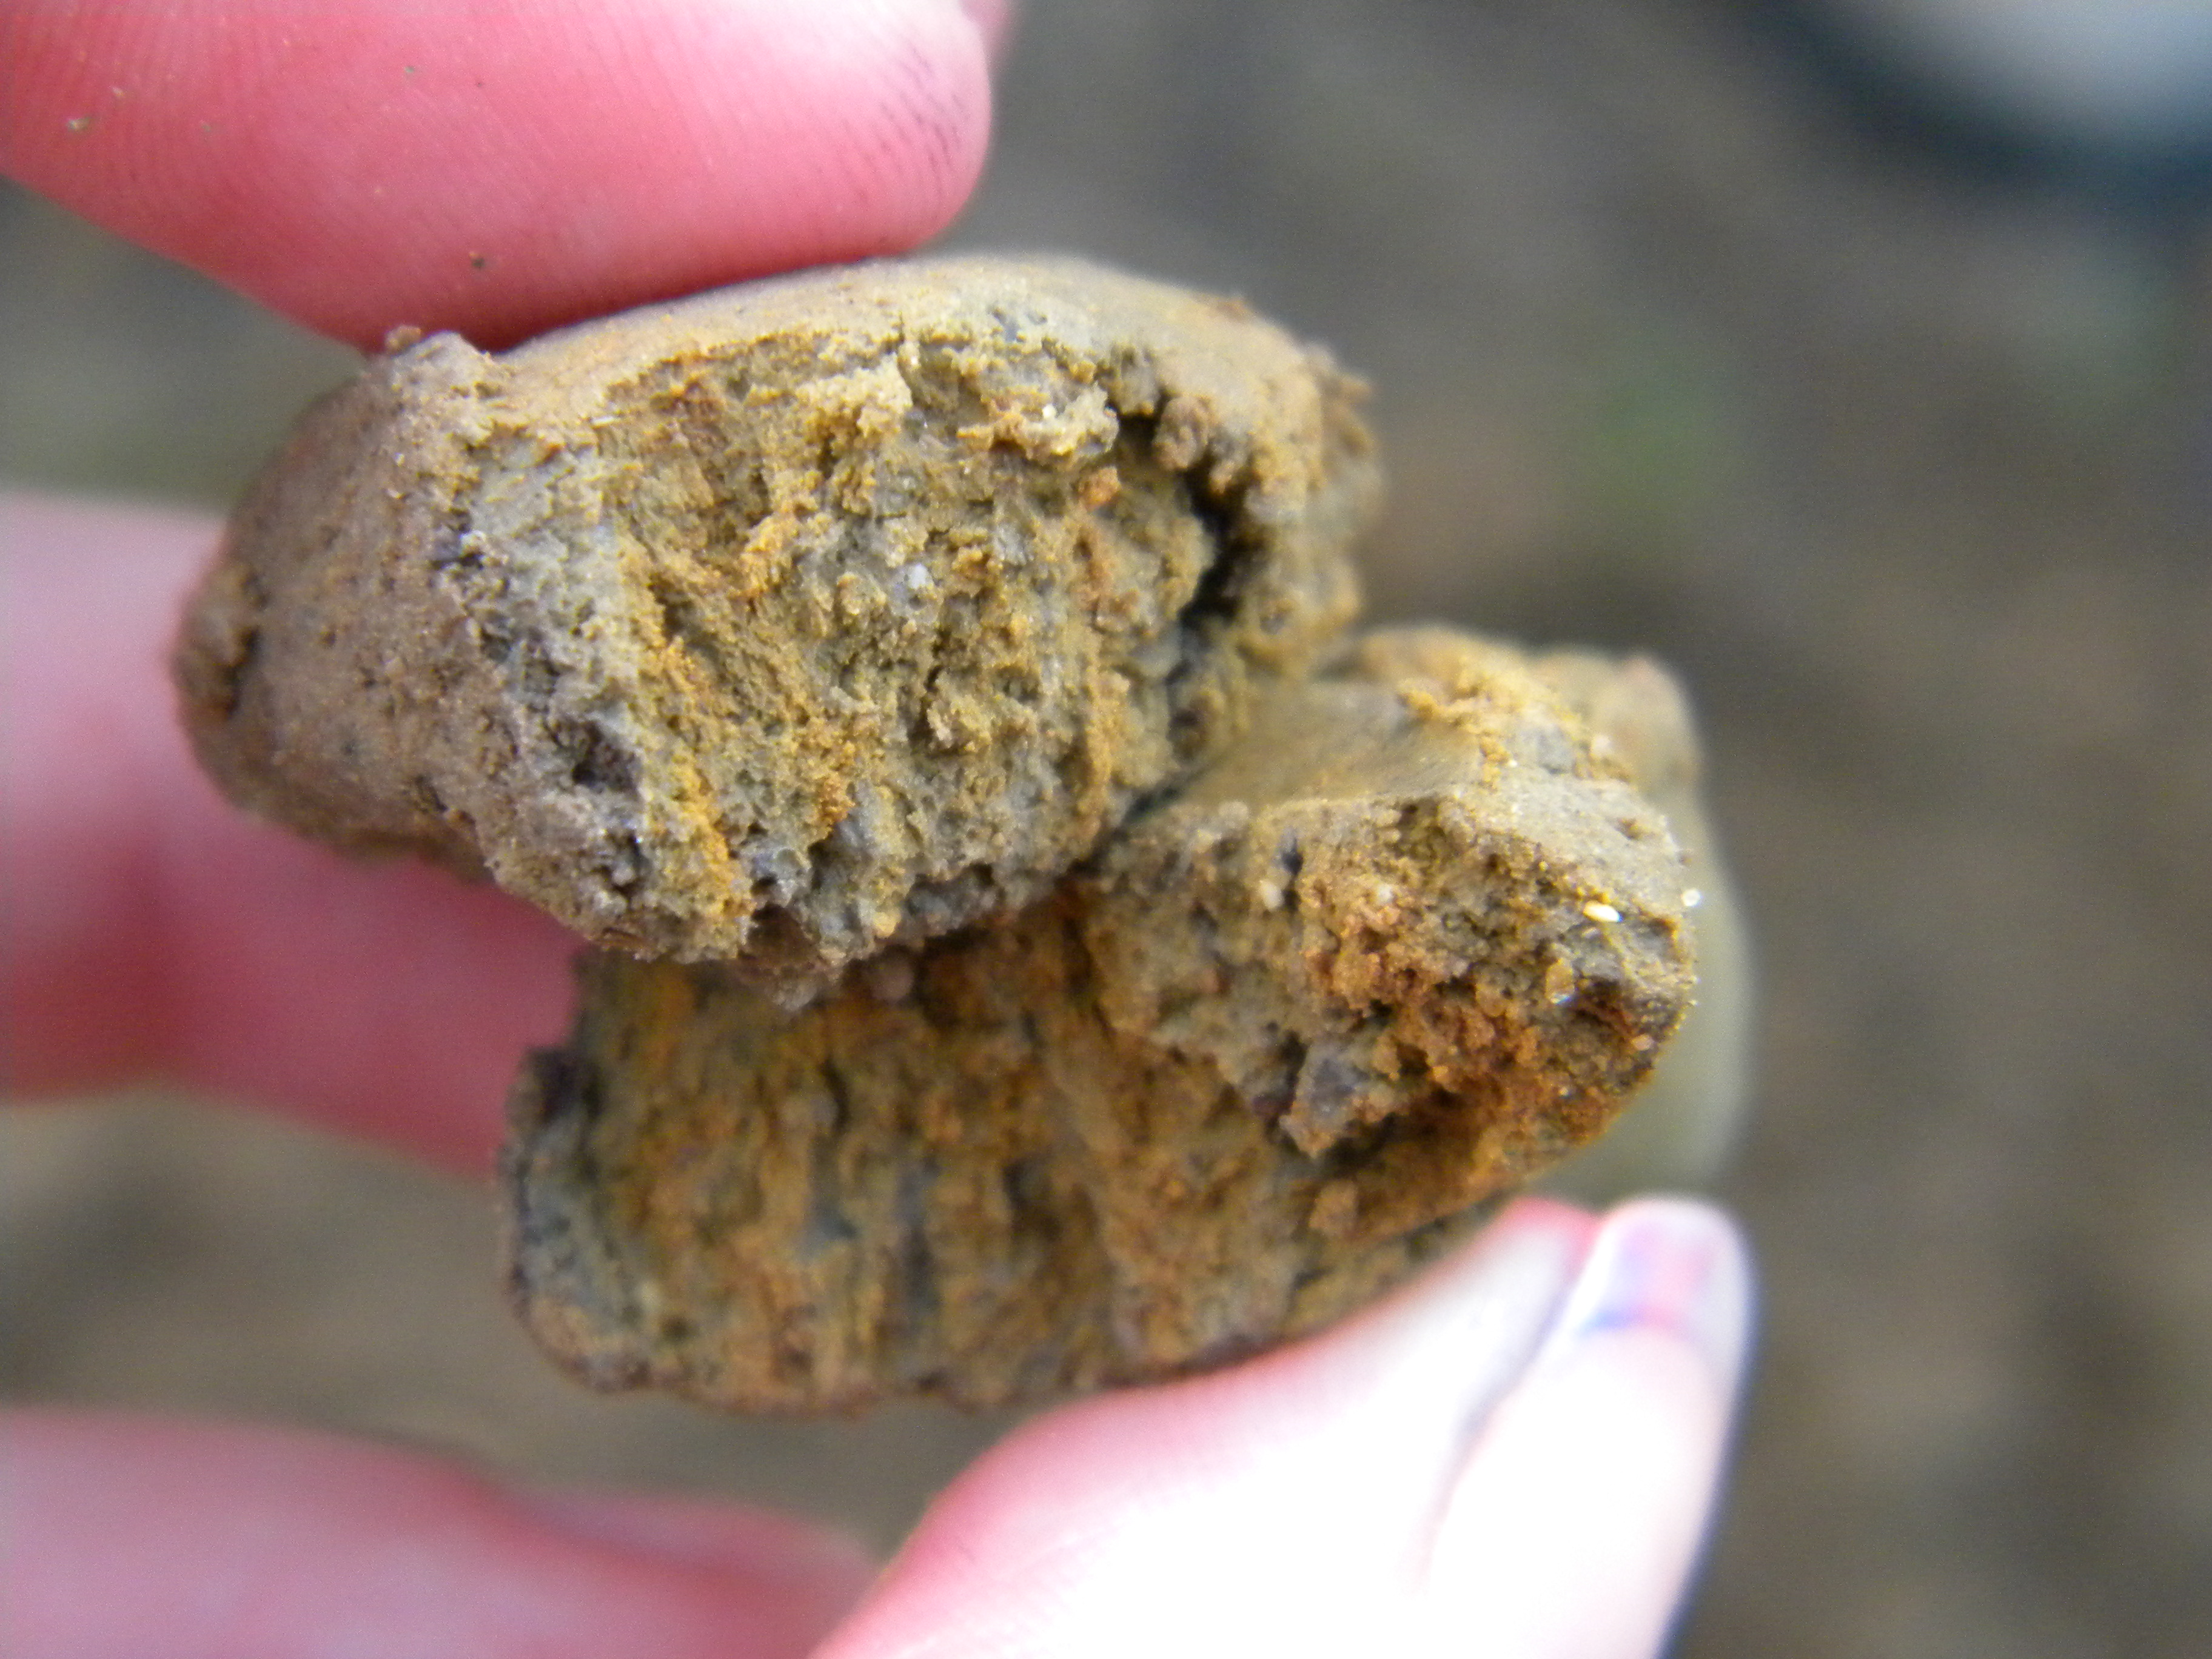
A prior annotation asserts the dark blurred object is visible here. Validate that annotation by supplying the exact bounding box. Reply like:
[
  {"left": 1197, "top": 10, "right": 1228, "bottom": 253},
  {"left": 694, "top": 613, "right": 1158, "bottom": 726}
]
[{"left": 1746, "top": 0, "right": 2212, "bottom": 205}]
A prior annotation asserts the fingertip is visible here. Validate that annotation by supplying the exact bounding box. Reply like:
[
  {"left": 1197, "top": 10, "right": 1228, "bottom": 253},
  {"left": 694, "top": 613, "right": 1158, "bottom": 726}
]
[
  {"left": 813, "top": 1199, "right": 1752, "bottom": 1657},
  {"left": 3, "top": 0, "right": 996, "bottom": 347},
  {"left": 1421, "top": 1333, "right": 1737, "bottom": 1657},
  {"left": 1418, "top": 1197, "right": 1755, "bottom": 1654}
]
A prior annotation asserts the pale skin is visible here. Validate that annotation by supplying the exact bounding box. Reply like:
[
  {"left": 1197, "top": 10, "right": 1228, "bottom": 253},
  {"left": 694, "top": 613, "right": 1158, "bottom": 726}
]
[{"left": 0, "top": 5, "right": 1754, "bottom": 1654}]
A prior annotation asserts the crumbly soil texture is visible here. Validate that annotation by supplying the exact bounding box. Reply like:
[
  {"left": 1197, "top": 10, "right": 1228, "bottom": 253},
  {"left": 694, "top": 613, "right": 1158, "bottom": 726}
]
[
  {"left": 172, "top": 253, "right": 1711, "bottom": 1412},
  {"left": 176, "top": 256, "right": 1375, "bottom": 982},
  {"left": 504, "top": 628, "right": 1699, "bottom": 1410}
]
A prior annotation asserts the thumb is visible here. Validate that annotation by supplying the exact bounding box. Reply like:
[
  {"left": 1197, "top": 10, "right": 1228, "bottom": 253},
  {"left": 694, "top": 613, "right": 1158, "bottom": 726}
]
[{"left": 817, "top": 1198, "right": 1752, "bottom": 1659}]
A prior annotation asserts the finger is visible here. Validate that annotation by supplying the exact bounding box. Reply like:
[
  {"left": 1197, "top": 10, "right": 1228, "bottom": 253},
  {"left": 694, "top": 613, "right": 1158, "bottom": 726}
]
[
  {"left": 0, "top": 0, "right": 996, "bottom": 349},
  {"left": 1, "top": 491, "right": 576, "bottom": 1175},
  {"left": 1421, "top": 1198, "right": 1754, "bottom": 1656},
  {"left": 816, "top": 1198, "right": 1752, "bottom": 1659},
  {"left": 0, "top": 1408, "right": 873, "bottom": 1659},
  {"left": 820, "top": 1200, "right": 1596, "bottom": 1656}
]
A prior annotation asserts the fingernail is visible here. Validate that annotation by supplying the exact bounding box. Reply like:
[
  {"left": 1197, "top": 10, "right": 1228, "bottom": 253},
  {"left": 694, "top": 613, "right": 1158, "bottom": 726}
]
[{"left": 1540, "top": 1198, "right": 1753, "bottom": 1385}]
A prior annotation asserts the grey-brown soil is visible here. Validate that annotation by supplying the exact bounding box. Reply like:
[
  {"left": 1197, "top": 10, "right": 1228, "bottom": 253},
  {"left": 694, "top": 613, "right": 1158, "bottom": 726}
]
[
  {"left": 506, "top": 628, "right": 1697, "bottom": 1409},
  {"left": 8, "top": 0, "right": 2212, "bottom": 1651},
  {"left": 176, "top": 258, "right": 1371, "bottom": 976}
]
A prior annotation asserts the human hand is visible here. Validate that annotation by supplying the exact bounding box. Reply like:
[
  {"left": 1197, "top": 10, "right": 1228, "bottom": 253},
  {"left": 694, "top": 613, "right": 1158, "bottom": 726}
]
[{"left": 1, "top": 7, "right": 1752, "bottom": 1654}]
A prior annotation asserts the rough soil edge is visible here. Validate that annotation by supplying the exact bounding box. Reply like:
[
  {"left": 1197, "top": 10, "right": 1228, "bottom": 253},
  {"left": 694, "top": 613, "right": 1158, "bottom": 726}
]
[
  {"left": 503, "top": 628, "right": 1699, "bottom": 1410},
  {"left": 175, "top": 256, "right": 1376, "bottom": 982}
]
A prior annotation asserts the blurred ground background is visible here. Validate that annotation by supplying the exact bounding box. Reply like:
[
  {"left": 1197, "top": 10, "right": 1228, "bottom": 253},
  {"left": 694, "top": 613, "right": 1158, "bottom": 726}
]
[{"left": 7, "top": 2, "right": 2212, "bottom": 1653}]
